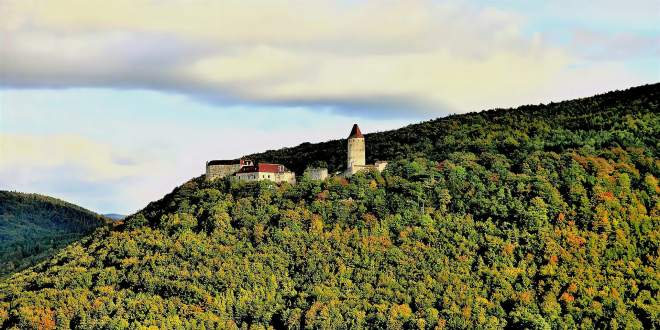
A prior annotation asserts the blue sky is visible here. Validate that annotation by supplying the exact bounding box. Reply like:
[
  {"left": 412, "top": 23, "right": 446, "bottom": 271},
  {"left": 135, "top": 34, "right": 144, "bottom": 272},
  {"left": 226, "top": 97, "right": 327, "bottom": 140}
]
[{"left": 1, "top": 0, "right": 658, "bottom": 214}]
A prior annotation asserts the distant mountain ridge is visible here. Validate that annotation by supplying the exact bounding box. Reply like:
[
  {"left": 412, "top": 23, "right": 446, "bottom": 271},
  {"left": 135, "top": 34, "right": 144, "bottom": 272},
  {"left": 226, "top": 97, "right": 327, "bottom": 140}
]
[
  {"left": 103, "top": 213, "right": 126, "bottom": 221},
  {"left": 0, "top": 191, "right": 108, "bottom": 276}
]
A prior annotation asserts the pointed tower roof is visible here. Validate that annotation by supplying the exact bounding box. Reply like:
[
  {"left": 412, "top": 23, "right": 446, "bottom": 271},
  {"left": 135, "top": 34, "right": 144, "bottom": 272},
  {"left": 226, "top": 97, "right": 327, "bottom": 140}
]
[{"left": 348, "top": 124, "right": 364, "bottom": 139}]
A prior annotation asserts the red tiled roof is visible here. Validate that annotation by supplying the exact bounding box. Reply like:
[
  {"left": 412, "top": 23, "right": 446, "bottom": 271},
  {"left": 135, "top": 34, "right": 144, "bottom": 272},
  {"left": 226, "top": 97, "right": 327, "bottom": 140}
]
[
  {"left": 237, "top": 163, "right": 289, "bottom": 173},
  {"left": 348, "top": 124, "right": 363, "bottom": 139},
  {"left": 258, "top": 163, "right": 285, "bottom": 173}
]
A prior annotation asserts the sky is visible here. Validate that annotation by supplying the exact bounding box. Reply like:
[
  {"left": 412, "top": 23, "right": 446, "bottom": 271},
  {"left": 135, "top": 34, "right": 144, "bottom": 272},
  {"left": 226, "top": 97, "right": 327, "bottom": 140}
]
[{"left": 1, "top": 0, "right": 658, "bottom": 214}]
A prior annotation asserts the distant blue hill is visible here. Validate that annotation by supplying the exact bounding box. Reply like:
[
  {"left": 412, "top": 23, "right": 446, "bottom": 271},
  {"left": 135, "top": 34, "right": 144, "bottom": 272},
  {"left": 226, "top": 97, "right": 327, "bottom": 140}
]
[{"left": 103, "top": 213, "right": 126, "bottom": 221}]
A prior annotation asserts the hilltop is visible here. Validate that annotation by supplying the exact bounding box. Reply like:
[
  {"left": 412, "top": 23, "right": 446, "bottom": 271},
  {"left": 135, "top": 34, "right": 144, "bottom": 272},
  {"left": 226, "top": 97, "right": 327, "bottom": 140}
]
[
  {"left": 248, "top": 83, "right": 659, "bottom": 175},
  {"left": 0, "top": 84, "right": 658, "bottom": 329},
  {"left": 0, "top": 191, "right": 108, "bottom": 276}
]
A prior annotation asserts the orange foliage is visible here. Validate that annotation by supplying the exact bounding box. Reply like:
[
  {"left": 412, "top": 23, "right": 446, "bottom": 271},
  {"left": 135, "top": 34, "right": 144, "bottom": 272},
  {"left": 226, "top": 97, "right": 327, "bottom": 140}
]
[
  {"left": 566, "top": 232, "right": 586, "bottom": 248},
  {"left": 598, "top": 191, "right": 615, "bottom": 202},
  {"left": 316, "top": 190, "right": 329, "bottom": 200},
  {"left": 572, "top": 154, "right": 615, "bottom": 176},
  {"left": 461, "top": 305, "right": 472, "bottom": 318},
  {"left": 361, "top": 235, "right": 392, "bottom": 253},
  {"left": 35, "top": 308, "right": 56, "bottom": 330},
  {"left": 611, "top": 287, "right": 620, "bottom": 299},
  {"left": 93, "top": 298, "right": 103, "bottom": 310},
  {"left": 519, "top": 291, "right": 533, "bottom": 304},
  {"left": 560, "top": 292, "right": 574, "bottom": 304},
  {"left": 399, "top": 227, "right": 412, "bottom": 240},
  {"left": 502, "top": 243, "right": 514, "bottom": 256}
]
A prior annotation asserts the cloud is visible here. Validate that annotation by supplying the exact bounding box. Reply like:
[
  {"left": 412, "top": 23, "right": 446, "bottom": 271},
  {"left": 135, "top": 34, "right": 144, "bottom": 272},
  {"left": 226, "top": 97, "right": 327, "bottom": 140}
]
[
  {"left": 0, "top": 132, "right": 190, "bottom": 214},
  {"left": 0, "top": 133, "right": 159, "bottom": 213},
  {"left": 0, "top": 134, "right": 149, "bottom": 181},
  {"left": 1, "top": 0, "right": 657, "bottom": 116},
  {"left": 1, "top": 0, "right": 615, "bottom": 116}
]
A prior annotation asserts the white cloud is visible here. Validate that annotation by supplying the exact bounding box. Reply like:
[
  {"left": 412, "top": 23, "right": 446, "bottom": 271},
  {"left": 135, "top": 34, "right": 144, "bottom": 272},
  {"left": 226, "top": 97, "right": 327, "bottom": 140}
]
[
  {"left": 2, "top": 0, "right": 643, "bottom": 115},
  {"left": 0, "top": 133, "right": 166, "bottom": 213},
  {"left": 0, "top": 133, "right": 150, "bottom": 181}
]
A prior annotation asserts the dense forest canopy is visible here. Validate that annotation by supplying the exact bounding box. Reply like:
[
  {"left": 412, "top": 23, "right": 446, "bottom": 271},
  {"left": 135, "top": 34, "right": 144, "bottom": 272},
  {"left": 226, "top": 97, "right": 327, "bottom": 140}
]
[
  {"left": 0, "top": 84, "right": 658, "bottom": 329},
  {"left": 0, "top": 191, "right": 107, "bottom": 276}
]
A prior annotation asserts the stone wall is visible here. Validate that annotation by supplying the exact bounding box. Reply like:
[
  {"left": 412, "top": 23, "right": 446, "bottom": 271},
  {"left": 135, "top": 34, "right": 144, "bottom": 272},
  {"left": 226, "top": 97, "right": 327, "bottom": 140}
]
[
  {"left": 305, "top": 168, "right": 328, "bottom": 181},
  {"left": 206, "top": 164, "right": 241, "bottom": 181},
  {"left": 374, "top": 161, "right": 388, "bottom": 172},
  {"left": 343, "top": 162, "right": 388, "bottom": 177}
]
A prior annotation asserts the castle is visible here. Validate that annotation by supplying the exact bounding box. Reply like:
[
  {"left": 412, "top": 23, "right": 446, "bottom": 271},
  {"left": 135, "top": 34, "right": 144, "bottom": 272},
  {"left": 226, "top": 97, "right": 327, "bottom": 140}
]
[
  {"left": 205, "top": 159, "right": 296, "bottom": 183},
  {"left": 205, "top": 124, "right": 387, "bottom": 182}
]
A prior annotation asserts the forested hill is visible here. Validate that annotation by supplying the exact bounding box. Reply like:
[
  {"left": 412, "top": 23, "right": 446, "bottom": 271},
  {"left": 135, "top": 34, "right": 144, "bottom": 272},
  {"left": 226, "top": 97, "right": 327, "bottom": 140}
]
[
  {"left": 0, "top": 191, "right": 108, "bottom": 276},
  {"left": 0, "top": 84, "right": 658, "bottom": 329},
  {"left": 248, "top": 83, "right": 659, "bottom": 175}
]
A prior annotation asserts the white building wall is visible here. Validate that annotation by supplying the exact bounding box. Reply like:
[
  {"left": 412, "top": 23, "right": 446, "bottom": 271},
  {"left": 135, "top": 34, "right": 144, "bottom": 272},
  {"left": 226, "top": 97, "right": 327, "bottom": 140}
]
[{"left": 235, "top": 171, "right": 296, "bottom": 184}]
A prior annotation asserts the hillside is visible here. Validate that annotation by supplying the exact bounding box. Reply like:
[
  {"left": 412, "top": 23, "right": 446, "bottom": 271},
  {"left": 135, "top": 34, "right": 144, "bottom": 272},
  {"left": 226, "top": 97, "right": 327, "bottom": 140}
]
[
  {"left": 0, "top": 84, "right": 658, "bottom": 329},
  {"left": 0, "top": 191, "right": 108, "bottom": 276},
  {"left": 248, "top": 83, "right": 659, "bottom": 175}
]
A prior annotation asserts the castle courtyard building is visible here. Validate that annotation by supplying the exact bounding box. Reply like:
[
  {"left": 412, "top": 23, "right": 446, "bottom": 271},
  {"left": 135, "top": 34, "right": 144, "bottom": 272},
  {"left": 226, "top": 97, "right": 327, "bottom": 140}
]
[{"left": 235, "top": 163, "right": 296, "bottom": 184}]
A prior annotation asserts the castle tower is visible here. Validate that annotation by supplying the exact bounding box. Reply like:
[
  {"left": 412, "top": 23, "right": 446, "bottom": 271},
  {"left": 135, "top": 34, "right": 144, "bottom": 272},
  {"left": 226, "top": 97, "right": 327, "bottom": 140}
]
[{"left": 347, "top": 124, "right": 365, "bottom": 170}]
